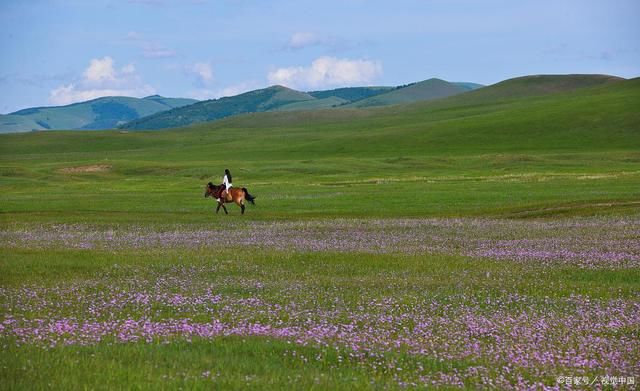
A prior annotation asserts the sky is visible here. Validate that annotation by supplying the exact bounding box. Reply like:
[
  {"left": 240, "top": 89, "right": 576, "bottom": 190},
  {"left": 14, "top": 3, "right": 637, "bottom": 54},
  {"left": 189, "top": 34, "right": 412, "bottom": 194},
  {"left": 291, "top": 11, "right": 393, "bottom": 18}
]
[{"left": 1, "top": 0, "right": 639, "bottom": 113}]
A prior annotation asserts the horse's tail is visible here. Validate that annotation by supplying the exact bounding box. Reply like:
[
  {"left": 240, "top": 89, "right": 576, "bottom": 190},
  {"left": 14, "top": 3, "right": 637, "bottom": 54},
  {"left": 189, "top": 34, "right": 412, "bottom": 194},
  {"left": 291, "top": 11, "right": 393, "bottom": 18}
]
[{"left": 242, "top": 188, "right": 256, "bottom": 205}]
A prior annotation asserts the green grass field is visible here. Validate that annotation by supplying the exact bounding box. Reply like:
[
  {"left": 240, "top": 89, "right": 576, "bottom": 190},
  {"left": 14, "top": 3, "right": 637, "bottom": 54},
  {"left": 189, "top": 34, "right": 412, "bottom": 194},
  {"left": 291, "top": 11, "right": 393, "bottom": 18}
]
[
  {"left": 2, "top": 77, "right": 639, "bottom": 223},
  {"left": 1, "top": 76, "right": 639, "bottom": 389}
]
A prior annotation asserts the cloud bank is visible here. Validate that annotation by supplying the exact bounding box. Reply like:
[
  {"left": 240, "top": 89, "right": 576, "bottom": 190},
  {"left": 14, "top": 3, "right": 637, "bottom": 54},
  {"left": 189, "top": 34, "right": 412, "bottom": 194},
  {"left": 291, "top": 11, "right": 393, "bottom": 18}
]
[
  {"left": 268, "top": 56, "right": 382, "bottom": 90},
  {"left": 49, "top": 57, "right": 155, "bottom": 105}
]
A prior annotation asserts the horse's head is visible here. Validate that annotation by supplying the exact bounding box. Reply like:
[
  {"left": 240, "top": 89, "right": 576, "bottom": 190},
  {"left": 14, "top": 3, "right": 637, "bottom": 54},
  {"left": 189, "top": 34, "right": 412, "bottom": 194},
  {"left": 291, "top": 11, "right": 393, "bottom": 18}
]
[{"left": 204, "top": 182, "right": 215, "bottom": 198}]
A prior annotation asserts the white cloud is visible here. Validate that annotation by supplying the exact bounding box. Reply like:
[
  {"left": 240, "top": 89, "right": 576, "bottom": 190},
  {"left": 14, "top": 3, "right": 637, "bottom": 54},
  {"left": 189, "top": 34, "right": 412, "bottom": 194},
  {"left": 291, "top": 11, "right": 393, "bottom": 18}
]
[
  {"left": 268, "top": 56, "right": 382, "bottom": 89},
  {"left": 49, "top": 57, "right": 155, "bottom": 105},
  {"left": 49, "top": 85, "right": 156, "bottom": 106},
  {"left": 83, "top": 57, "right": 117, "bottom": 83},
  {"left": 184, "top": 62, "right": 214, "bottom": 87}
]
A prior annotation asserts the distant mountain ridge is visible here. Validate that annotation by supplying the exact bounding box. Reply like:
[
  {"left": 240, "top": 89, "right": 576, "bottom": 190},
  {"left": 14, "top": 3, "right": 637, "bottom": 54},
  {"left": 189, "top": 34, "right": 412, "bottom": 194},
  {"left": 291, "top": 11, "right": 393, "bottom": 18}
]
[
  {"left": 144, "top": 74, "right": 620, "bottom": 132},
  {"left": 0, "top": 95, "right": 198, "bottom": 133},
  {"left": 0, "top": 79, "right": 484, "bottom": 132},
  {"left": 121, "top": 85, "right": 318, "bottom": 130},
  {"left": 122, "top": 78, "right": 484, "bottom": 130},
  {"left": 1, "top": 74, "right": 625, "bottom": 133}
]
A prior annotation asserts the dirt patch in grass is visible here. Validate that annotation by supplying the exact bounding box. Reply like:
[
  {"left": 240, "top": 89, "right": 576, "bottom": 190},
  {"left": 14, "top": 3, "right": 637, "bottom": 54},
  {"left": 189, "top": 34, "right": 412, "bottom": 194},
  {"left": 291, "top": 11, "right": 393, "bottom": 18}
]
[{"left": 58, "top": 164, "right": 112, "bottom": 174}]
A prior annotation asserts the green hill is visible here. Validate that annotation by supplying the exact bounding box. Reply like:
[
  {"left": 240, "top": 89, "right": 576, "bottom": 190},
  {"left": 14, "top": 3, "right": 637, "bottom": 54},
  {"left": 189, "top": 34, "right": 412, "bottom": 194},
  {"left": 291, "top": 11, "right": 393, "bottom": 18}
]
[
  {"left": 346, "top": 78, "right": 472, "bottom": 108},
  {"left": 140, "top": 95, "right": 198, "bottom": 108},
  {"left": 0, "top": 95, "right": 198, "bottom": 133},
  {"left": 122, "top": 85, "right": 316, "bottom": 130},
  {"left": 273, "top": 86, "right": 395, "bottom": 111},
  {"left": 452, "top": 82, "right": 485, "bottom": 91},
  {"left": 192, "top": 76, "right": 639, "bottom": 157},
  {"left": 345, "top": 74, "right": 619, "bottom": 110},
  {"left": 308, "top": 86, "right": 394, "bottom": 101},
  {"left": 2, "top": 75, "right": 620, "bottom": 134},
  {"left": 446, "top": 74, "right": 623, "bottom": 103},
  {"left": 4, "top": 75, "right": 637, "bottom": 158},
  {"left": 123, "top": 80, "right": 483, "bottom": 130},
  {"left": 0, "top": 115, "right": 44, "bottom": 133},
  {"left": 275, "top": 96, "right": 349, "bottom": 111}
]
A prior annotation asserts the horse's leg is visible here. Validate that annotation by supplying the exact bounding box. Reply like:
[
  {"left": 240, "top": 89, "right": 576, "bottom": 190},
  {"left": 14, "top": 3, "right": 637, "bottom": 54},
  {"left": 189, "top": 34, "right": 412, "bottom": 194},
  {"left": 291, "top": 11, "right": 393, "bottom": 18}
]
[
  {"left": 216, "top": 202, "right": 221, "bottom": 214},
  {"left": 222, "top": 203, "right": 228, "bottom": 215},
  {"left": 234, "top": 196, "right": 245, "bottom": 215}
]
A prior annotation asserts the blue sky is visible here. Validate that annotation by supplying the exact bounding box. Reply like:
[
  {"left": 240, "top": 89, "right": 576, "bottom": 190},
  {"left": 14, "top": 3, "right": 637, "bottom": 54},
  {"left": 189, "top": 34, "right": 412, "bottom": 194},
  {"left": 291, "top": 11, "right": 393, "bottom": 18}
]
[{"left": 1, "top": 0, "right": 638, "bottom": 113}]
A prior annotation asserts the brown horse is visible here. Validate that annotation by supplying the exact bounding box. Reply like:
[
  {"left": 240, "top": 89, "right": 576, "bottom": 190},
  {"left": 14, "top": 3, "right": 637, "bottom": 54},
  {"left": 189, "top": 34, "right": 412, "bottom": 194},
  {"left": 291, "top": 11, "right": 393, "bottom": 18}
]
[{"left": 204, "top": 182, "right": 256, "bottom": 215}]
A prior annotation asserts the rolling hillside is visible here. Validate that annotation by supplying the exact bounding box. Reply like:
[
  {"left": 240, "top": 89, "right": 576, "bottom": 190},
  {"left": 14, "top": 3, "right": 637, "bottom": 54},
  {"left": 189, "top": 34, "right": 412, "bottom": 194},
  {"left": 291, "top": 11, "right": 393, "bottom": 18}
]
[
  {"left": 122, "top": 80, "right": 482, "bottom": 130},
  {"left": 1, "top": 74, "right": 623, "bottom": 134},
  {"left": 192, "top": 76, "right": 640, "bottom": 157},
  {"left": 452, "top": 82, "right": 485, "bottom": 91},
  {"left": 1, "top": 78, "right": 483, "bottom": 133},
  {"left": 121, "top": 85, "right": 319, "bottom": 130},
  {"left": 0, "top": 95, "right": 197, "bottom": 133},
  {"left": 3, "top": 76, "right": 637, "bottom": 158},
  {"left": 308, "top": 86, "right": 394, "bottom": 101},
  {"left": 346, "top": 78, "right": 475, "bottom": 108},
  {"left": 274, "top": 96, "right": 349, "bottom": 111},
  {"left": 274, "top": 86, "right": 395, "bottom": 111},
  {"left": 437, "top": 74, "right": 624, "bottom": 104}
]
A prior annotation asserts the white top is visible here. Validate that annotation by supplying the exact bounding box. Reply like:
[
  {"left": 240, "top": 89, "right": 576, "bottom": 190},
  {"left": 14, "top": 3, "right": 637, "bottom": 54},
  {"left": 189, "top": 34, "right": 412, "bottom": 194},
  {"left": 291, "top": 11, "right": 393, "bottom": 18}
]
[{"left": 223, "top": 174, "right": 232, "bottom": 189}]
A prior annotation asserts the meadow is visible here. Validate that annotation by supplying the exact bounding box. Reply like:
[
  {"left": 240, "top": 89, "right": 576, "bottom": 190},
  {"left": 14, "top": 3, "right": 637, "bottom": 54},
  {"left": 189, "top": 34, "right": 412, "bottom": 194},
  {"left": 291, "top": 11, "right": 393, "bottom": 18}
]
[{"left": 1, "top": 77, "right": 639, "bottom": 389}]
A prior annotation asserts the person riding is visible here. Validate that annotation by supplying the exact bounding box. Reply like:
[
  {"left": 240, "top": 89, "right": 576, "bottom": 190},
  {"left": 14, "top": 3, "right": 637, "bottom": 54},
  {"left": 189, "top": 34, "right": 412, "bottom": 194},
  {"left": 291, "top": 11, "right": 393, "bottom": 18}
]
[{"left": 221, "top": 168, "right": 233, "bottom": 201}]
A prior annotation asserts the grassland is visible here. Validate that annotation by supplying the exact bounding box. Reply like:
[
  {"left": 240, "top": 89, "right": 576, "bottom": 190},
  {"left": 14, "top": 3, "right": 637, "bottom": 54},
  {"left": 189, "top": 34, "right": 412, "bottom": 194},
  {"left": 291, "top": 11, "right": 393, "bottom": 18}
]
[
  {"left": 1, "top": 76, "right": 639, "bottom": 389},
  {"left": 1, "top": 76, "right": 639, "bottom": 223}
]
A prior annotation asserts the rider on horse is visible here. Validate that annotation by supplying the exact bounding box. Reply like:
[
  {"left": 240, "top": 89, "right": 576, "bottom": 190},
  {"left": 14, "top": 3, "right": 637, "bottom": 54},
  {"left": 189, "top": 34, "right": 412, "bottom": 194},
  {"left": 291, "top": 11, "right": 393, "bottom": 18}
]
[
  {"left": 219, "top": 169, "right": 233, "bottom": 202},
  {"left": 205, "top": 170, "right": 255, "bottom": 215}
]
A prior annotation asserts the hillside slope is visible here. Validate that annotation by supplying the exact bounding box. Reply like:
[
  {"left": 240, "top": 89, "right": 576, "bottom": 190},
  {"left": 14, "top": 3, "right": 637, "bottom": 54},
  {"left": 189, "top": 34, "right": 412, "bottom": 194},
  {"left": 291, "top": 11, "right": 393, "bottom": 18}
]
[
  {"left": 189, "top": 76, "right": 639, "bottom": 156},
  {"left": 346, "top": 78, "right": 472, "bottom": 108},
  {"left": 443, "top": 74, "right": 624, "bottom": 104},
  {"left": 273, "top": 86, "right": 395, "bottom": 111},
  {"left": 122, "top": 86, "right": 316, "bottom": 130},
  {"left": 5, "top": 76, "right": 636, "bottom": 157},
  {"left": 0, "top": 95, "right": 198, "bottom": 133},
  {"left": 308, "top": 86, "right": 394, "bottom": 102},
  {"left": 0, "top": 115, "right": 44, "bottom": 133},
  {"left": 123, "top": 80, "right": 484, "bottom": 130}
]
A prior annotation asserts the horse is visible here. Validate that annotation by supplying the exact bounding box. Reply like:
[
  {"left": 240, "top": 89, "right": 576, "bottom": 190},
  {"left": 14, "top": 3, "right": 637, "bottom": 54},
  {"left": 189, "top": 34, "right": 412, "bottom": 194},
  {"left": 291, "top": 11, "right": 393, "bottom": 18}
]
[{"left": 204, "top": 182, "right": 256, "bottom": 215}]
